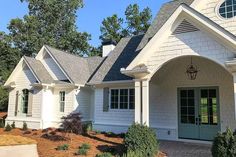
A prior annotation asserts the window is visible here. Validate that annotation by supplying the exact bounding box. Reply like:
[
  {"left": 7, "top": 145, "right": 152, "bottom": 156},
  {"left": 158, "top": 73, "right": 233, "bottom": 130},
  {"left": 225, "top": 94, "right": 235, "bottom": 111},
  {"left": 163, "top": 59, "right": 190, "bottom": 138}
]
[
  {"left": 219, "top": 0, "right": 236, "bottom": 19},
  {"left": 22, "top": 89, "right": 29, "bottom": 114},
  {"left": 110, "top": 89, "right": 135, "bottom": 110},
  {"left": 59, "top": 91, "right": 65, "bottom": 112}
]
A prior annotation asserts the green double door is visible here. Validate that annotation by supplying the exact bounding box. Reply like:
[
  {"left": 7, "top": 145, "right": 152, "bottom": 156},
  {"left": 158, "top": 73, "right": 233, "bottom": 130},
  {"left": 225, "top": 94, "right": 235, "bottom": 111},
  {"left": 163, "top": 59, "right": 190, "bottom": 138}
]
[{"left": 178, "top": 87, "right": 220, "bottom": 141}]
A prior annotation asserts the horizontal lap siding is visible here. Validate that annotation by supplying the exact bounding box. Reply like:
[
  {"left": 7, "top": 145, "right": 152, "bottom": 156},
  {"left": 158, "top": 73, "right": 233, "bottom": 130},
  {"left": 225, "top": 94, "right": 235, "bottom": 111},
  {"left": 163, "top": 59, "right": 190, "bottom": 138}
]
[
  {"left": 7, "top": 67, "right": 42, "bottom": 119},
  {"left": 51, "top": 88, "right": 74, "bottom": 121},
  {"left": 94, "top": 88, "right": 134, "bottom": 126},
  {"left": 75, "top": 87, "right": 93, "bottom": 121}
]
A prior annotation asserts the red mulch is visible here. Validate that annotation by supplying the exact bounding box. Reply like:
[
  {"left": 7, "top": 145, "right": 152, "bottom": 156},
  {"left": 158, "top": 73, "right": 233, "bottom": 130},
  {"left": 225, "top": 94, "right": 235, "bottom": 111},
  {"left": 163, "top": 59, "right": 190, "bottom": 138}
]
[
  {"left": 0, "top": 128, "right": 166, "bottom": 157},
  {"left": 0, "top": 112, "right": 7, "bottom": 119}
]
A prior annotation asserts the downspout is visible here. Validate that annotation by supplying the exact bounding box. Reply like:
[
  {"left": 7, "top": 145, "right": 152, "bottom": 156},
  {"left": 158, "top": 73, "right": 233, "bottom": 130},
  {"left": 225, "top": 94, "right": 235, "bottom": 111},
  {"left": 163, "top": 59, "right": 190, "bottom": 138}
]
[{"left": 140, "top": 81, "right": 143, "bottom": 124}]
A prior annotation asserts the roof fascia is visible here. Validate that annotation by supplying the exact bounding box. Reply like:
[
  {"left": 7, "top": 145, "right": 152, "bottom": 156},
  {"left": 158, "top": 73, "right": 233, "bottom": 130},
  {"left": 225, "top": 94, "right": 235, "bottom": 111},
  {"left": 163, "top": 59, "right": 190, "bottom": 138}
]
[
  {"left": 4, "top": 57, "right": 41, "bottom": 86},
  {"left": 126, "top": 4, "right": 236, "bottom": 71},
  {"left": 43, "top": 46, "right": 74, "bottom": 84}
]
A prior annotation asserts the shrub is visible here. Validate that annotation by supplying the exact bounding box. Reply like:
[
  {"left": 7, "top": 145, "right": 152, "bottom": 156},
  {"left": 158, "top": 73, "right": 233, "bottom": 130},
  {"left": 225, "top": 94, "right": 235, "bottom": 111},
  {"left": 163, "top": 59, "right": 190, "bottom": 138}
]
[
  {"left": 41, "top": 133, "right": 66, "bottom": 141},
  {"left": 11, "top": 122, "right": 15, "bottom": 129},
  {"left": 211, "top": 128, "right": 236, "bottom": 157},
  {"left": 56, "top": 144, "right": 69, "bottom": 151},
  {"left": 22, "top": 122, "right": 28, "bottom": 131},
  {"left": 124, "top": 123, "right": 159, "bottom": 157},
  {"left": 80, "top": 143, "right": 91, "bottom": 150},
  {"left": 82, "top": 121, "right": 92, "bottom": 134},
  {"left": 61, "top": 112, "right": 82, "bottom": 134},
  {"left": 121, "top": 150, "right": 144, "bottom": 157},
  {"left": 95, "top": 152, "right": 113, "bottom": 157},
  {"left": 4, "top": 123, "right": 12, "bottom": 131},
  {"left": 0, "top": 120, "right": 4, "bottom": 128},
  {"left": 76, "top": 148, "right": 88, "bottom": 155}
]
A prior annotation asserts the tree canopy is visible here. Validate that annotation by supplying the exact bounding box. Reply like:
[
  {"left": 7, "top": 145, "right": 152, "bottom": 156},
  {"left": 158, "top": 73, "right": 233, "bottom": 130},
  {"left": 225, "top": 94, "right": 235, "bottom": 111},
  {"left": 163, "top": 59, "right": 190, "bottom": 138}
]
[
  {"left": 9, "top": 0, "right": 91, "bottom": 56},
  {"left": 100, "top": 4, "right": 152, "bottom": 43}
]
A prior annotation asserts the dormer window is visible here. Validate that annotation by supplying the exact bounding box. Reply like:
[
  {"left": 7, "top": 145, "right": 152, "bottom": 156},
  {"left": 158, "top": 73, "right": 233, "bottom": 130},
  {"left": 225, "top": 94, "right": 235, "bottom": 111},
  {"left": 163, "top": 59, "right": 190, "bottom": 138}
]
[{"left": 219, "top": 0, "right": 236, "bottom": 19}]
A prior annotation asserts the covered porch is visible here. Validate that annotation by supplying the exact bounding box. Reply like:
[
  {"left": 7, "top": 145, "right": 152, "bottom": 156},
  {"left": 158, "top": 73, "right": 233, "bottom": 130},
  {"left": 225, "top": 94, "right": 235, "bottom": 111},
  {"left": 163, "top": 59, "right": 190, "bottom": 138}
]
[{"left": 124, "top": 55, "right": 236, "bottom": 141}]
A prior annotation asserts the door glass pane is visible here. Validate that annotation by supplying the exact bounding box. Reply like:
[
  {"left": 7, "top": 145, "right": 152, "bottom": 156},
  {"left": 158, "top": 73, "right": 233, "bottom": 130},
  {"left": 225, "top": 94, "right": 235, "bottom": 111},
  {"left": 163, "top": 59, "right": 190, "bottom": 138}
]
[
  {"left": 180, "top": 90, "right": 195, "bottom": 124},
  {"left": 200, "top": 89, "right": 218, "bottom": 125},
  {"left": 200, "top": 98, "right": 208, "bottom": 124}
]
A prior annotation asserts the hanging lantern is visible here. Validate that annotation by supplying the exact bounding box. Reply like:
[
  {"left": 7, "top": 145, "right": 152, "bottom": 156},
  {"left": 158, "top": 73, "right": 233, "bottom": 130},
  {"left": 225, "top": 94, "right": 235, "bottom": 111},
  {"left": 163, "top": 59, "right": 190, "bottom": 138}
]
[{"left": 186, "top": 57, "right": 199, "bottom": 80}]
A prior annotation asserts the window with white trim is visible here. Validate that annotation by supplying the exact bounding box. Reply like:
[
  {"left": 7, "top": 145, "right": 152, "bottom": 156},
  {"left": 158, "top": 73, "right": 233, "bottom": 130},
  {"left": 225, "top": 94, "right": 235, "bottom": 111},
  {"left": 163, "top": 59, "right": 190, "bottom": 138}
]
[
  {"left": 219, "top": 0, "right": 236, "bottom": 19},
  {"left": 59, "top": 91, "right": 65, "bottom": 112},
  {"left": 21, "top": 89, "right": 29, "bottom": 114},
  {"left": 110, "top": 89, "right": 135, "bottom": 109}
]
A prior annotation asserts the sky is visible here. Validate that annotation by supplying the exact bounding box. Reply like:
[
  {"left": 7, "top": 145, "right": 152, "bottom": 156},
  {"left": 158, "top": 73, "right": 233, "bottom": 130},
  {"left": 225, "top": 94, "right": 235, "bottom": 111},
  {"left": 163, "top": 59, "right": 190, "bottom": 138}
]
[{"left": 0, "top": 0, "right": 169, "bottom": 47}]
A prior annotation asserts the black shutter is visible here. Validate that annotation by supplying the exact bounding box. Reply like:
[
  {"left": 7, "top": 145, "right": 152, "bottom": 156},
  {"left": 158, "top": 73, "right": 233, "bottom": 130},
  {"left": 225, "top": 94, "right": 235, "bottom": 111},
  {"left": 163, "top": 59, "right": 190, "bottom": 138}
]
[
  {"left": 27, "top": 90, "right": 33, "bottom": 117},
  {"left": 15, "top": 91, "right": 19, "bottom": 116},
  {"left": 103, "top": 88, "right": 109, "bottom": 112}
]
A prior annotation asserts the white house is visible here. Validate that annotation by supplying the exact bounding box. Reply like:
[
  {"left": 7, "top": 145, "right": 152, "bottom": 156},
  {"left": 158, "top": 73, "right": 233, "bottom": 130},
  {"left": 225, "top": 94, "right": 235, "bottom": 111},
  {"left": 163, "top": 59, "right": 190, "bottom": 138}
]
[{"left": 4, "top": 0, "right": 236, "bottom": 141}]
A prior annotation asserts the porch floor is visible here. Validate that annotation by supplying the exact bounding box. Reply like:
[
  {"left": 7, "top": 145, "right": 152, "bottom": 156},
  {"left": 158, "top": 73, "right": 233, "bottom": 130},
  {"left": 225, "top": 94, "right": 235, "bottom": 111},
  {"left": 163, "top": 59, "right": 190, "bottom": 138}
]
[{"left": 160, "top": 140, "right": 212, "bottom": 157}]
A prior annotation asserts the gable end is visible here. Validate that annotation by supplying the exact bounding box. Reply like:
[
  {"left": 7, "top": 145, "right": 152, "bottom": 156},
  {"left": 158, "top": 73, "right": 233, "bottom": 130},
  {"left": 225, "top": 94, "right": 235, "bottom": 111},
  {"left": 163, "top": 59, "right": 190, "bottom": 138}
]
[{"left": 172, "top": 19, "right": 199, "bottom": 34}]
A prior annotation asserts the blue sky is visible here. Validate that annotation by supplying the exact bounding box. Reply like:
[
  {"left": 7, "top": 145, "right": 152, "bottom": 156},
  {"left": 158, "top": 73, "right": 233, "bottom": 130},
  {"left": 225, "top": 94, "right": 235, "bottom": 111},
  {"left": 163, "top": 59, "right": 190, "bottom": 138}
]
[{"left": 0, "top": 0, "right": 169, "bottom": 46}]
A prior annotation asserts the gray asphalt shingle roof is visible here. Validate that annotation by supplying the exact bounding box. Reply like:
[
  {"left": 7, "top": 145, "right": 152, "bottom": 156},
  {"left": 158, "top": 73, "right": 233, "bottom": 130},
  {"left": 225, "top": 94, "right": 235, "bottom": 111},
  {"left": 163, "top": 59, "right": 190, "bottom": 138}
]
[
  {"left": 89, "top": 0, "right": 194, "bottom": 83},
  {"left": 45, "top": 45, "right": 104, "bottom": 84},
  {"left": 24, "top": 56, "right": 54, "bottom": 84}
]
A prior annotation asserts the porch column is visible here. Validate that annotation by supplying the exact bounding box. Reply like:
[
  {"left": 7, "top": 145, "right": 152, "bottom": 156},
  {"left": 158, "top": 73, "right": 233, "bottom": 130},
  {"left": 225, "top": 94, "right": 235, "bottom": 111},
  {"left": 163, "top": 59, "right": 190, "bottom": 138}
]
[
  {"left": 233, "top": 73, "right": 236, "bottom": 119},
  {"left": 134, "top": 80, "right": 141, "bottom": 123},
  {"left": 142, "top": 80, "right": 149, "bottom": 126}
]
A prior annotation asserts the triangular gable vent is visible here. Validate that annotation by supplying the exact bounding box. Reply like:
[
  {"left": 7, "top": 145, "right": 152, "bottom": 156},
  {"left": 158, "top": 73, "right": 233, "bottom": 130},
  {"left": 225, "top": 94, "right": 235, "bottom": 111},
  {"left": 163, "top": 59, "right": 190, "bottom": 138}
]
[{"left": 173, "top": 19, "right": 199, "bottom": 34}]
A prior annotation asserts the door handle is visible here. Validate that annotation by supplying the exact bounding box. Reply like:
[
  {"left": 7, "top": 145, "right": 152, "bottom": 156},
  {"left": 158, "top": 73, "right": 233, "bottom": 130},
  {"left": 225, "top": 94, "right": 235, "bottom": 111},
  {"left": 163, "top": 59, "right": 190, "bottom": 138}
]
[
  {"left": 198, "top": 115, "right": 201, "bottom": 125},
  {"left": 195, "top": 117, "right": 198, "bottom": 125}
]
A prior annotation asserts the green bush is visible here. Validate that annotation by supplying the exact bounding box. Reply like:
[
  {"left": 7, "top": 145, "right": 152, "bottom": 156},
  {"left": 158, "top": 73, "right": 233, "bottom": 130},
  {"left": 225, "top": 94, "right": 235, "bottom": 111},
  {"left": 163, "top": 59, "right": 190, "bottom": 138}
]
[
  {"left": 22, "top": 122, "right": 28, "bottom": 131},
  {"left": 211, "top": 128, "right": 236, "bottom": 157},
  {"left": 95, "top": 152, "right": 113, "bottom": 157},
  {"left": 121, "top": 150, "right": 144, "bottom": 157},
  {"left": 4, "top": 123, "right": 12, "bottom": 131},
  {"left": 56, "top": 144, "right": 69, "bottom": 151},
  {"left": 80, "top": 143, "right": 91, "bottom": 150},
  {"left": 11, "top": 122, "right": 15, "bottom": 129},
  {"left": 76, "top": 148, "right": 88, "bottom": 155},
  {"left": 82, "top": 121, "right": 92, "bottom": 134},
  {"left": 0, "top": 120, "right": 4, "bottom": 128},
  {"left": 124, "top": 123, "right": 159, "bottom": 157}
]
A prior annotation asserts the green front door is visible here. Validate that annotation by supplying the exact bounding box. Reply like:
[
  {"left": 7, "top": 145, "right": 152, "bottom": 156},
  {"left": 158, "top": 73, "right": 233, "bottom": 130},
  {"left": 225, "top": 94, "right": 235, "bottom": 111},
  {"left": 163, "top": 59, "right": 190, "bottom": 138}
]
[{"left": 178, "top": 87, "right": 220, "bottom": 141}]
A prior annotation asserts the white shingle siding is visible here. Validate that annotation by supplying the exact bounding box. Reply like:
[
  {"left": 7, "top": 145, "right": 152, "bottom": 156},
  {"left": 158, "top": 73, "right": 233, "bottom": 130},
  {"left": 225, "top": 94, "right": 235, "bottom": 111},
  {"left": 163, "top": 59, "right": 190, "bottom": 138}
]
[
  {"left": 93, "top": 88, "right": 134, "bottom": 126},
  {"left": 197, "top": 0, "right": 236, "bottom": 35},
  {"left": 149, "top": 56, "right": 236, "bottom": 140},
  {"left": 147, "top": 31, "right": 235, "bottom": 72},
  {"left": 41, "top": 55, "right": 67, "bottom": 80}
]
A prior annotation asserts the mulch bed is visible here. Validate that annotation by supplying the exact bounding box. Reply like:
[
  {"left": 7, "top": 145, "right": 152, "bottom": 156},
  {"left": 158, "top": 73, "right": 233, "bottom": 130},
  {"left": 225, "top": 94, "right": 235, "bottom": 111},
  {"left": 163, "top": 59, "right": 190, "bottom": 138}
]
[{"left": 0, "top": 128, "right": 166, "bottom": 157}]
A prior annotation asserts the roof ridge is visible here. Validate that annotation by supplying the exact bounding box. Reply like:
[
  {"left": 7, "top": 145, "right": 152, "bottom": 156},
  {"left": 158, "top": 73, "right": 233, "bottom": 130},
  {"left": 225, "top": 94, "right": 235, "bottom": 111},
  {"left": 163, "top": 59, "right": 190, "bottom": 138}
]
[{"left": 44, "top": 45, "right": 87, "bottom": 59}]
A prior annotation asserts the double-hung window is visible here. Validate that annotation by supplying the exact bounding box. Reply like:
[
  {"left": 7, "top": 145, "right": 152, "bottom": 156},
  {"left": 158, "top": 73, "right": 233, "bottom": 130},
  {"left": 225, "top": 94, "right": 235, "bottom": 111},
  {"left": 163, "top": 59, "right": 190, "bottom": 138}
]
[
  {"left": 59, "top": 91, "right": 65, "bottom": 112},
  {"left": 110, "top": 88, "right": 135, "bottom": 110},
  {"left": 21, "top": 89, "right": 29, "bottom": 114}
]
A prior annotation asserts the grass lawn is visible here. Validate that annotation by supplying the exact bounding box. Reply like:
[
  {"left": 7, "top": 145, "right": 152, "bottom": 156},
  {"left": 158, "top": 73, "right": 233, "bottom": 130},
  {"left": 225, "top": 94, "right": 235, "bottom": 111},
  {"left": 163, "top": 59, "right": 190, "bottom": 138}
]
[{"left": 0, "top": 128, "right": 166, "bottom": 157}]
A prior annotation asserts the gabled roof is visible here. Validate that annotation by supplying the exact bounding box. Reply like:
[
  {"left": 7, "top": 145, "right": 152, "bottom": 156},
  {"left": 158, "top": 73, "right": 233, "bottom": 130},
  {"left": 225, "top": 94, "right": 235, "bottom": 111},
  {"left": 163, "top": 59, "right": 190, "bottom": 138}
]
[
  {"left": 44, "top": 45, "right": 104, "bottom": 85},
  {"left": 24, "top": 56, "right": 54, "bottom": 84},
  {"left": 89, "top": 0, "right": 194, "bottom": 84},
  {"left": 89, "top": 34, "right": 144, "bottom": 84},
  {"left": 125, "top": 3, "right": 236, "bottom": 72},
  {"left": 136, "top": 0, "right": 194, "bottom": 50}
]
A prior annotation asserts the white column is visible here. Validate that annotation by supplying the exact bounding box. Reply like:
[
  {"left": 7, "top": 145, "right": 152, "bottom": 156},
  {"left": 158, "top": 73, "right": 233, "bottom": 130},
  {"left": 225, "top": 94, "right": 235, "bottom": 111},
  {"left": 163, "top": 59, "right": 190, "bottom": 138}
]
[
  {"left": 134, "top": 80, "right": 141, "bottom": 123},
  {"left": 233, "top": 73, "right": 236, "bottom": 120},
  {"left": 142, "top": 80, "right": 149, "bottom": 126}
]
